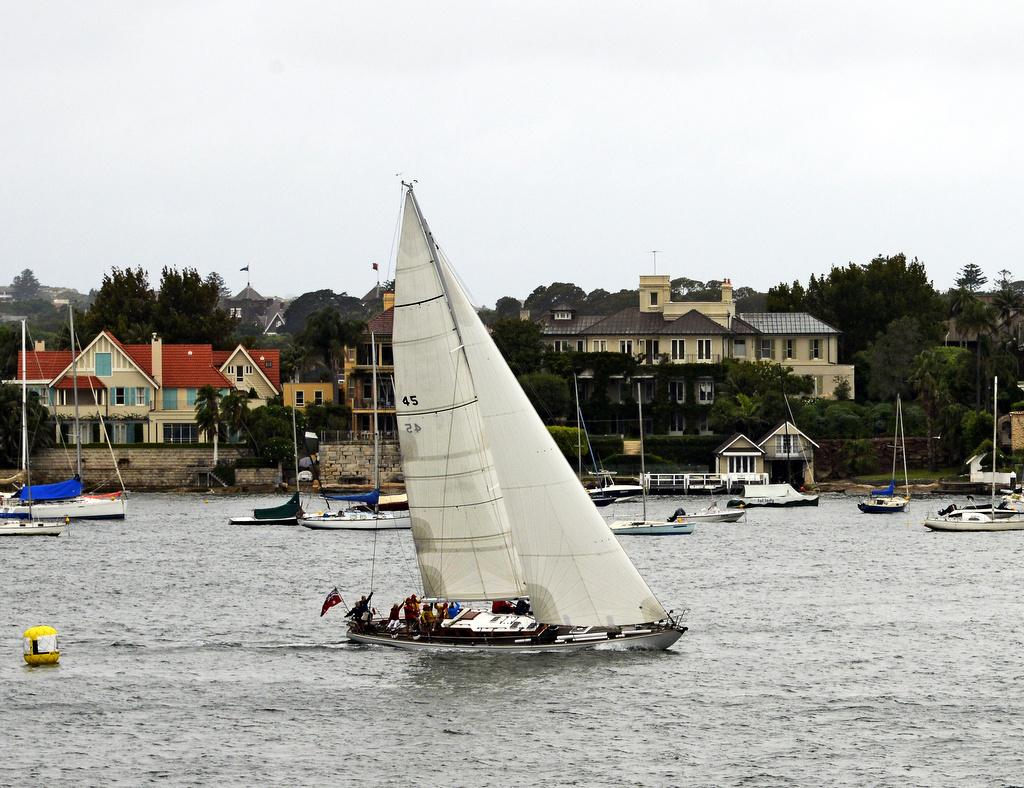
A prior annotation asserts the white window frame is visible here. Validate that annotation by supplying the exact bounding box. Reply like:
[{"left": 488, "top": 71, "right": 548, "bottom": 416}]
[
  {"left": 697, "top": 339, "right": 712, "bottom": 361},
  {"left": 698, "top": 379, "right": 714, "bottom": 404},
  {"left": 760, "top": 338, "right": 773, "bottom": 360},
  {"left": 785, "top": 338, "right": 794, "bottom": 359},
  {"left": 295, "top": 390, "right": 304, "bottom": 406},
  {"left": 619, "top": 340, "right": 633, "bottom": 355},
  {"left": 811, "top": 339, "right": 821, "bottom": 359},
  {"left": 113, "top": 387, "right": 126, "bottom": 406},
  {"left": 671, "top": 339, "right": 685, "bottom": 360},
  {"left": 592, "top": 339, "right": 607, "bottom": 352},
  {"left": 668, "top": 380, "right": 685, "bottom": 403},
  {"left": 314, "top": 390, "right": 324, "bottom": 406}
]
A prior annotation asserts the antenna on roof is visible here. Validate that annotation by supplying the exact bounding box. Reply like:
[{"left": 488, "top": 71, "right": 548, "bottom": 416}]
[{"left": 650, "top": 250, "right": 661, "bottom": 274}]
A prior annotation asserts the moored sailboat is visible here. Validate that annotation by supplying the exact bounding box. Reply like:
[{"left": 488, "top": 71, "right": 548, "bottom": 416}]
[
  {"left": 610, "top": 383, "right": 695, "bottom": 536},
  {"left": 341, "top": 185, "right": 684, "bottom": 651},
  {"left": 924, "top": 377, "right": 1024, "bottom": 532},
  {"left": 858, "top": 394, "right": 910, "bottom": 514}
]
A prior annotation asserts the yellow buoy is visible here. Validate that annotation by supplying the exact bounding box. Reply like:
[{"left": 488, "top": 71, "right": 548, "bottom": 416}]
[{"left": 23, "top": 625, "right": 60, "bottom": 666}]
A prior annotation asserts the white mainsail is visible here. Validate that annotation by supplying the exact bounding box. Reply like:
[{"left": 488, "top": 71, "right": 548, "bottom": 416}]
[
  {"left": 396, "top": 188, "right": 668, "bottom": 627},
  {"left": 392, "top": 192, "right": 527, "bottom": 601}
]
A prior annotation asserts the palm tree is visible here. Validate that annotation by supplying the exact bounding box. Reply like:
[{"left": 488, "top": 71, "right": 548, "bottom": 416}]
[
  {"left": 194, "top": 385, "right": 222, "bottom": 465},
  {"left": 955, "top": 297, "right": 996, "bottom": 410},
  {"left": 219, "top": 389, "right": 249, "bottom": 446}
]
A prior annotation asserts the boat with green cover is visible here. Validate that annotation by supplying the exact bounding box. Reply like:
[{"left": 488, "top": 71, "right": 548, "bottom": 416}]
[{"left": 230, "top": 492, "right": 302, "bottom": 526}]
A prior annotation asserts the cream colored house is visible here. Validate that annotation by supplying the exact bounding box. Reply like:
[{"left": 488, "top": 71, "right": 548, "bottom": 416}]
[
  {"left": 714, "top": 423, "right": 817, "bottom": 486},
  {"left": 537, "top": 273, "right": 855, "bottom": 399},
  {"left": 11, "top": 331, "right": 280, "bottom": 444}
]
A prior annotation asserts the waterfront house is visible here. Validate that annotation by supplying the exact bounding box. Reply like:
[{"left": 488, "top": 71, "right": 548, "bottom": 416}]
[
  {"left": 283, "top": 381, "right": 336, "bottom": 409},
  {"left": 342, "top": 293, "right": 397, "bottom": 436},
  {"left": 10, "top": 331, "right": 280, "bottom": 444},
  {"left": 537, "top": 274, "right": 855, "bottom": 400}
]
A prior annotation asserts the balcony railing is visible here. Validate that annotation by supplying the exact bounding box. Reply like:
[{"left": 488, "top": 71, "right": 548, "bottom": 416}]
[
  {"left": 350, "top": 398, "right": 396, "bottom": 411},
  {"left": 650, "top": 354, "right": 721, "bottom": 364}
]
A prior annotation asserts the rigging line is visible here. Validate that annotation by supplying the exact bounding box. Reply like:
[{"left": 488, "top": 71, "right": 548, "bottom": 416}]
[
  {"left": 22, "top": 324, "right": 62, "bottom": 470},
  {"left": 385, "top": 180, "right": 405, "bottom": 283}
]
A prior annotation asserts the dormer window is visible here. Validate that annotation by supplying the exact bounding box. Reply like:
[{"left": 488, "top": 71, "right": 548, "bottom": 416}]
[{"left": 553, "top": 310, "right": 573, "bottom": 321}]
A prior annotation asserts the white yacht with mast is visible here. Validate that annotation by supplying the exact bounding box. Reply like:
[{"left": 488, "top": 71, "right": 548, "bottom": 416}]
[
  {"left": 341, "top": 185, "right": 684, "bottom": 650},
  {"left": 0, "top": 321, "right": 65, "bottom": 537}
]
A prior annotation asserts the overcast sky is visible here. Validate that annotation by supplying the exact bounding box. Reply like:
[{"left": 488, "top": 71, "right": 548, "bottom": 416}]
[{"left": 2, "top": 2, "right": 1022, "bottom": 306}]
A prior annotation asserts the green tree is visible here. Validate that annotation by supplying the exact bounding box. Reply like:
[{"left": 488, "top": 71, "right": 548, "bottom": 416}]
[
  {"left": 0, "top": 385, "right": 53, "bottom": 466},
  {"left": 11, "top": 269, "right": 41, "bottom": 301},
  {"left": 219, "top": 389, "right": 250, "bottom": 444},
  {"left": 765, "top": 280, "right": 807, "bottom": 312},
  {"left": 79, "top": 267, "right": 157, "bottom": 342},
  {"left": 517, "top": 372, "right": 571, "bottom": 423},
  {"left": 244, "top": 401, "right": 297, "bottom": 463},
  {"left": 491, "top": 319, "right": 545, "bottom": 375},
  {"left": 770, "top": 254, "right": 945, "bottom": 362},
  {"left": 194, "top": 385, "right": 222, "bottom": 464},
  {"left": 523, "top": 283, "right": 587, "bottom": 315},
  {"left": 862, "top": 316, "right": 932, "bottom": 402},
  {"left": 955, "top": 262, "right": 988, "bottom": 292},
  {"left": 282, "top": 289, "right": 369, "bottom": 335},
  {"left": 955, "top": 296, "right": 996, "bottom": 410},
  {"left": 910, "top": 346, "right": 971, "bottom": 468},
  {"left": 297, "top": 309, "right": 365, "bottom": 375},
  {"left": 155, "top": 267, "right": 238, "bottom": 346},
  {"left": 0, "top": 324, "right": 17, "bottom": 380}
]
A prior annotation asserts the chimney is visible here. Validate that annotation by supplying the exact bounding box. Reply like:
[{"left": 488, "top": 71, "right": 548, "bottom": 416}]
[
  {"left": 721, "top": 278, "right": 733, "bottom": 304},
  {"left": 383, "top": 291, "right": 395, "bottom": 311},
  {"left": 34, "top": 340, "right": 45, "bottom": 352},
  {"left": 519, "top": 308, "right": 531, "bottom": 321},
  {"left": 151, "top": 333, "right": 163, "bottom": 388}
]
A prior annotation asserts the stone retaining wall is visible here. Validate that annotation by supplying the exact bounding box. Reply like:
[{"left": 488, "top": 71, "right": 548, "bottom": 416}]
[{"left": 3, "top": 439, "right": 403, "bottom": 491}]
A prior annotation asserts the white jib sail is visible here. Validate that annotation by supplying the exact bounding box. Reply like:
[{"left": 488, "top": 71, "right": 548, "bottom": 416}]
[
  {"left": 392, "top": 192, "right": 527, "bottom": 601},
  {"left": 430, "top": 227, "right": 669, "bottom": 628}
]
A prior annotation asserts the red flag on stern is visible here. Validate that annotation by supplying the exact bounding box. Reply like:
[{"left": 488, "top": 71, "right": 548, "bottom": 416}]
[{"left": 320, "top": 587, "right": 344, "bottom": 617}]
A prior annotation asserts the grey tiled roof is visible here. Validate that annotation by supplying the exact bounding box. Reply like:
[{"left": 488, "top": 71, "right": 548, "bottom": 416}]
[
  {"left": 541, "top": 307, "right": 731, "bottom": 336},
  {"left": 535, "top": 314, "right": 605, "bottom": 336},
  {"left": 738, "top": 313, "right": 840, "bottom": 335}
]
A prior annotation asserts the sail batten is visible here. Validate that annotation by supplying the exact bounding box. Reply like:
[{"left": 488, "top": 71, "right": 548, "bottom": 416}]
[{"left": 393, "top": 191, "right": 527, "bottom": 601}]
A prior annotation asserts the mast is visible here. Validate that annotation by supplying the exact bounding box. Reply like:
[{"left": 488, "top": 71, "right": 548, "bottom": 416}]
[
  {"left": 992, "top": 376, "right": 998, "bottom": 512},
  {"left": 371, "top": 329, "right": 380, "bottom": 513},
  {"left": 899, "top": 395, "right": 909, "bottom": 499},
  {"left": 573, "top": 373, "right": 582, "bottom": 480},
  {"left": 69, "top": 304, "right": 81, "bottom": 478},
  {"left": 637, "top": 381, "right": 647, "bottom": 522},
  {"left": 291, "top": 402, "right": 300, "bottom": 494},
  {"left": 21, "top": 321, "right": 32, "bottom": 518},
  {"left": 890, "top": 395, "right": 898, "bottom": 486}
]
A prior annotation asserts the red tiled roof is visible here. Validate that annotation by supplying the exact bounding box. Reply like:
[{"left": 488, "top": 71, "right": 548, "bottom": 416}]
[
  {"left": 246, "top": 349, "right": 280, "bottom": 389},
  {"left": 120, "top": 344, "right": 153, "bottom": 376},
  {"left": 161, "top": 345, "right": 233, "bottom": 388},
  {"left": 367, "top": 308, "right": 393, "bottom": 336},
  {"left": 17, "top": 351, "right": 72, "bottom": 380},
  {"left": 212, "top": 350, "right": 231, "bottom": 366},
  {"left": 55, "top": 376, "right": 106, "bottom": 390}
]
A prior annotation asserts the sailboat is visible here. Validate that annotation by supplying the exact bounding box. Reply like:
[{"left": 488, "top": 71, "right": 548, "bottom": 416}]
[
  {"left": 0, "top": 321, "right": 65, "bottom": 538},
  {"left": 609, "top": 384, "right": 696, "bottom": 535},
  {"left": 1, "top": 307, "right": 127, "bottom": 521},
  {"left": 341, "top": 185, "right": 684, "bottom": 651},
  {"left": 924, "top": 377, "right": 1024, "bottom": 531},
  {"left": 300, "top": 329, "right": 410, "bottom": 531},
  {"left": 572, "top": 374, "right": 643, "bottom": 507},
  {"left": 858, "top": 394, "right": 910, "bottom": 514}
]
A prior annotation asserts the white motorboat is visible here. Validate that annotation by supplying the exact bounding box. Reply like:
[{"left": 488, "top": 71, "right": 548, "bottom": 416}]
[
  {"left": 729, "top": 482, "right": 818, "bottom": 508},
  {"left": 338, "top": 184, "right": 684, "bottom": 652}
]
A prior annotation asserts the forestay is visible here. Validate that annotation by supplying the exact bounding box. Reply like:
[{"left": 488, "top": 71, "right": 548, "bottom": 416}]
[{"left": 392, "top": 192, "right": 527, "bottom": 602}]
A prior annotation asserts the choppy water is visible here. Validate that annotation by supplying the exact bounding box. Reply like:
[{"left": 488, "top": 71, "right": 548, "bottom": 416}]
[{"left": 3, "top": 493, "right": 1024, "bottom": 786}]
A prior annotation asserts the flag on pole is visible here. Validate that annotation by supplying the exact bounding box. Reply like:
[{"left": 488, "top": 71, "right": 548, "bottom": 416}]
[
  {"left": 371, "top": 262, "right": 379, "bottom": 271},
  {"left": 320, "top": 587, "right": 344, "bottom": 617},
  {"left": 240, "top": 265, "right": 250, "bottom": 272}
]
